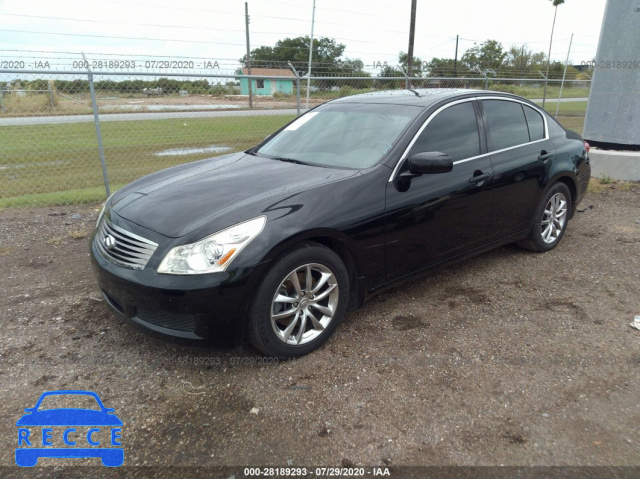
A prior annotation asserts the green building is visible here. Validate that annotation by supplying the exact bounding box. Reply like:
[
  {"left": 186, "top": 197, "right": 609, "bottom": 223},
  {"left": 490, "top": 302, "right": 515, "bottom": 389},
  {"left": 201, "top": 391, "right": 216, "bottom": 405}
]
[{"left": 237, "top": 68, "right": 296, "bottom": 96}]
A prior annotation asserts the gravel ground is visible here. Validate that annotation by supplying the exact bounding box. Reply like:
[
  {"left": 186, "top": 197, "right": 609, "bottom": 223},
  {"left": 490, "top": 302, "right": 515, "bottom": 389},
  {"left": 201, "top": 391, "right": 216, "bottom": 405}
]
[{"left": 1, "top": 183, "right": 639, "bottom": 475}]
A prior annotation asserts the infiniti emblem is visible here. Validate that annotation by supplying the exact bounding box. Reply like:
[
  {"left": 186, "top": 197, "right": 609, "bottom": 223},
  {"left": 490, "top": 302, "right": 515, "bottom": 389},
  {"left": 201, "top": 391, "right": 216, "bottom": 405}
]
[{"left": 103, "top": 235, "right": 117, "bottom": 250}]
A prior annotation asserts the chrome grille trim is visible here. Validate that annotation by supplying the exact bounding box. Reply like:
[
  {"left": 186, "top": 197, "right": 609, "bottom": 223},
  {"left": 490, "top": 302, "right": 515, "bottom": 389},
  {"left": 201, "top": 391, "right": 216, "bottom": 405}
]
[{"left": 96, "top": 217, "right": 158, "bottom": 270}]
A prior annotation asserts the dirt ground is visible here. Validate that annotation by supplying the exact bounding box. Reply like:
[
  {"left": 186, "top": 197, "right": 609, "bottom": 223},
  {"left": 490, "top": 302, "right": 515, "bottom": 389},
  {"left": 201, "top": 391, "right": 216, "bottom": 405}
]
[
  {"left": 3, "top": 92, "right": 321, "bottom": 117},
  {"left": 98, "top": 94, "right": 318, "bottom": 112},
  {"left": 1, "top": 183, "right": 639, "bottom": 475}
]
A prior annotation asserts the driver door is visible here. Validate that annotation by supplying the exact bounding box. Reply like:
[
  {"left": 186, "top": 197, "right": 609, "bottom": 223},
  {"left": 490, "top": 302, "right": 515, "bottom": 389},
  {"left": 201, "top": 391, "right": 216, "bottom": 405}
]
[{"left": 384, "top": 99, "right": 495, "bottom": 281}]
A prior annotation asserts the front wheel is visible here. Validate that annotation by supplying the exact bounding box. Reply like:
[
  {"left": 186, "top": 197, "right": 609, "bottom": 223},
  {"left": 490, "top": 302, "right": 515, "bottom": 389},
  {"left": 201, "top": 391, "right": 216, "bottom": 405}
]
[
  {"left": 518, "top": 182, "right": 572, "bottom": 252},
  {"left": 246, "top": 243, "right": 349, "bottom": 358}
]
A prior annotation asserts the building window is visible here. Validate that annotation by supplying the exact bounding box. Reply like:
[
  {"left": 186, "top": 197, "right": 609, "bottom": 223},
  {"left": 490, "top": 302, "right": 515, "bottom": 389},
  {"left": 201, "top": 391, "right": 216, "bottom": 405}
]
[{"left": 256, "top": 79, "right": 265, "bottom": 89}]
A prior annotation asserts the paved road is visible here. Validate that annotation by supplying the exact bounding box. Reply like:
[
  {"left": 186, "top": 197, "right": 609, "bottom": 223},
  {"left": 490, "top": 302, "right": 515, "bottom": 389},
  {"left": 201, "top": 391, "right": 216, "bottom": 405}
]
[
  {"left": 0, "top": 108, "right": 304, "bottom": 126},
  {"left": 0, "top": 97, "right": 588, "bottom": 126}
]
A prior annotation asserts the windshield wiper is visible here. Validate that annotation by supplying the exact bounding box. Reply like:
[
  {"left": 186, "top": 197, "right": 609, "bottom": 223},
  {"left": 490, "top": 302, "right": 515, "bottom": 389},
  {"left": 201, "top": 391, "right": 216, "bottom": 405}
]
[{"left": 267, "top": 156, "right": 308, "bottom": 165}]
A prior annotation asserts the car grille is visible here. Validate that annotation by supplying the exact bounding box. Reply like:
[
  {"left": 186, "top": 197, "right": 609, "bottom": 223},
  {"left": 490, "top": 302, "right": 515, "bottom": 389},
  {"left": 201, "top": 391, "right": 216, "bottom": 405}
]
[
  {"left": 135, "top": 306, "right": 197, "bottom": 332},
  {"left": 96, "top": 217, "right": 158, "bottom": 270}
]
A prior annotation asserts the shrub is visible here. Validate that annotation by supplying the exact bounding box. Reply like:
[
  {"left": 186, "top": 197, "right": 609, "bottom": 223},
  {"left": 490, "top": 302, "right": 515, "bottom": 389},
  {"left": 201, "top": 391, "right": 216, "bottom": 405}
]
[
  {"left": 338, "top": 86, "right": 355, "bottom": 97},
  {"left": 490, "top": 84, "right": 518, "bottom": 94}
]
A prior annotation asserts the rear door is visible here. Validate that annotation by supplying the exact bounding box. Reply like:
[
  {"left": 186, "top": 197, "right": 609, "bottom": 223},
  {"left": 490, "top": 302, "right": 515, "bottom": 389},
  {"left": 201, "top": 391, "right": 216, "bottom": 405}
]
[{"left": 478, "top": 98, "right": 556, "bottom": 238}]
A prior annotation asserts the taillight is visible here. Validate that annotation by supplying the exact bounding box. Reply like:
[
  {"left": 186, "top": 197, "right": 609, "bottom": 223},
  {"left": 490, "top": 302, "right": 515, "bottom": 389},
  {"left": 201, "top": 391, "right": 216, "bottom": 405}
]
[{"left": 584, "top": 141, "right": 590, "bottom": 153}]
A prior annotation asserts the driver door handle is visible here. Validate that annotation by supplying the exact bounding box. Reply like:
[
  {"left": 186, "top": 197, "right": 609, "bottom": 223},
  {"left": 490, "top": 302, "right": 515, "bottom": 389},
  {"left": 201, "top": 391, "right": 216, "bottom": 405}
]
[
  {"left": 538, "top": 151, "right": 554, "bottom": 162},
  {"left": 469, "top": 172, "right": 491, "bottom": 184}
]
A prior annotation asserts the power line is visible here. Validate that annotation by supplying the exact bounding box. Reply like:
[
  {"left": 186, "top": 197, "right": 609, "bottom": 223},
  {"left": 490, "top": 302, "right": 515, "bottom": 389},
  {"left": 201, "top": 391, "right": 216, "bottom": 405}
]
[
  {"left": 0, "top": 13, "right": 375, "bottom": 44},
  {"left": 0, "top": 29, "right": 406, "bottom": 57},
  {"left": 100, "top": 0, "right": 421, "bottom": 30},
  {"left": 0, "top": 12, "right": 260, "bottom": 33},
  {"left": 102, "top": 0, "right": 241, "bottom": 15},
  {"left": 0, "top": 28, "right": 248, "bottom": 46},
  {"left": 0, "top": 49, "right": 382, "bottom": 66},
  {"left": 314, "top": 5, "right": 405, "bottom": 19}
]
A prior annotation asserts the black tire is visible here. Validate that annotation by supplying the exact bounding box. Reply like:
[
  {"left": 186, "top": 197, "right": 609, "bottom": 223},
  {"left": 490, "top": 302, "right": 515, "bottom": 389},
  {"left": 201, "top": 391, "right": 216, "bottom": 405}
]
[
  {"left": 246, "top": 242, "right": 349, "bottom": 358},
  {"left": 518, "top": 182, "right": 572, "bottom": 252}
]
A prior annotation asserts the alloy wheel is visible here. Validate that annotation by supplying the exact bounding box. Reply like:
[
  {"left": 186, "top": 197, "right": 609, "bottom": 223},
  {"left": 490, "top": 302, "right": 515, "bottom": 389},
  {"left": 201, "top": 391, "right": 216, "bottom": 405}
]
[
  {"left": 270, "top": 263, "right": 339, "bottom": 345},
  {"left": 541, "top": 192, "right": 568, "bottom": 244}
]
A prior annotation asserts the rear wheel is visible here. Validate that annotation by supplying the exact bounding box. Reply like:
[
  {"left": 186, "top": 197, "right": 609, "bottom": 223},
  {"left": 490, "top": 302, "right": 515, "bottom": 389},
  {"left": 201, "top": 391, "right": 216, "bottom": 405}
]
[
  {"left": 518, "top": 182, "right": 572, "bottom": 252},
  {"left": 246, "top": 243, "right": 349, "bottom": 358}
]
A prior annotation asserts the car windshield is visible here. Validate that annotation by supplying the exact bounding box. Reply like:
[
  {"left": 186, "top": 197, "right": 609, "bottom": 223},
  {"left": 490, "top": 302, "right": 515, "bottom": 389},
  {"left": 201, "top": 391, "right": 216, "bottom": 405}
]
[
  {"left": 255, "top": 102, "right": 423, "bottom": 169},
  {"left": 37, "top": 394, "right": 101, "bottom": 411}
]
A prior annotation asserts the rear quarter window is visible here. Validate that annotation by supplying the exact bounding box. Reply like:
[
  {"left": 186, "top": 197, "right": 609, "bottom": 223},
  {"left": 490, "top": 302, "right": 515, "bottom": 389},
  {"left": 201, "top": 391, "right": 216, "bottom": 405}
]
[{"left": 523, "top": 105, "right": 545, "bottom": 141}]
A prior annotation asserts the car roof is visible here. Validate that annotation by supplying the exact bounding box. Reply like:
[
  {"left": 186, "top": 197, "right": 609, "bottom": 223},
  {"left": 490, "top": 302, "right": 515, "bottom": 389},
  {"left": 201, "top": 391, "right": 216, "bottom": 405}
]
[
  {"left": 329, "top": 88, "right": 529, "bottom": 108},
  {"left": 37, "top": 390, "right": 100, "bottom": 399}
]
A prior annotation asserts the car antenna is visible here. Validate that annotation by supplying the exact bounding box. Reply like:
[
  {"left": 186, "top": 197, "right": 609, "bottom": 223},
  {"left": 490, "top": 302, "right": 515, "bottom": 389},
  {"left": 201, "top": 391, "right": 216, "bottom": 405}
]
[{"left": 407, "top": 89, "right": 421, "bottom": 97}]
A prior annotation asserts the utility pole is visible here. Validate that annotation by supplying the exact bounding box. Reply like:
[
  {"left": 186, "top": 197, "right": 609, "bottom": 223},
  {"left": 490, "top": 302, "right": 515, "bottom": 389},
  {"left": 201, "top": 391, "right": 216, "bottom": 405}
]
[
  {"left": 245, "top": 2, "right": 253, "bottom": 109},
  {"left": 453, "top": 35, "right": 459, "bottom": 78},
  {"left": 305, "top": 0, "right": 316, "bottom": 109},
  {"left": 542, "top": 4, "right": 559, "bottom": 109},
  {"left": 555, "top": 33, "right": 574, "bottom": 118},
  {"left": 406, "top": 0, "right": 417, "bottom": 89}
]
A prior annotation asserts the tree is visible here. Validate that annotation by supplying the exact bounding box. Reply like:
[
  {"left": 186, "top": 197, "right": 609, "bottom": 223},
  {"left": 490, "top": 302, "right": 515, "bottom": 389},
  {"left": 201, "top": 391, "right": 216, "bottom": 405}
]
[
  {"left": 548, "top": 61, "right": 579, "bottom": 80},
  {"left": 335, "top": 59, "right": 373, "bottom": 87},
  {"left": 503, "top": 45, "right": 547, "bottom": 78},
  {"left": 240, "top": 36, "right": 369, "bottom": 88},
  {"left": 399, "top": 51, "right": 423, "bottom": 77},
  {"left": 375, "top": 64, "right": 404, "bottom": 89},
  {"left": 543, "top": 0, "right": 565, "bottom": 107},
  {"left": 425, "top": 57, "right": 472, "bottom": 77},
  {"left": 461, "top": 40, "right": 507, "bottom": 76},
  {"left": 375, "top": 52, "right": 421, "bottom": 89},
  {"left": 240, "top": 36, "right": 347, "bottom": 75}
]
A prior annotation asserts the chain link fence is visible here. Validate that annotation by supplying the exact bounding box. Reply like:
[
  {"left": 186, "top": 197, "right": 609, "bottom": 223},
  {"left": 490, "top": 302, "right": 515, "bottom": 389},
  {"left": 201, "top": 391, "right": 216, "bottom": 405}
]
[{"left": 0, "top": 68, "right": 590, "bottom": 208}]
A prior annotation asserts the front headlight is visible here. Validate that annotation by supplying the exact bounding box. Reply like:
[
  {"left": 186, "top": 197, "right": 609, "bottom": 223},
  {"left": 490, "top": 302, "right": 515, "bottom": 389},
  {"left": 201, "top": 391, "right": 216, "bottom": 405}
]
[
  {"left": 157, "top": 216, "right": 266, "bottom": 275},
  {"left": 96, "top": 200, "right": 109, "bottom": 228},
  {"left": 96, "top": 195, "right": 113, "bottom": 228}
]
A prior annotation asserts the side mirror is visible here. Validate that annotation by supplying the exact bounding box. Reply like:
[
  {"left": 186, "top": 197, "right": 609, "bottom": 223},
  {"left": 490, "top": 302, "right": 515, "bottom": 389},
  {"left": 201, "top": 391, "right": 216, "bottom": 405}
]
[{"left": 405, "top": 152, "right": 453, "bottom": 176}]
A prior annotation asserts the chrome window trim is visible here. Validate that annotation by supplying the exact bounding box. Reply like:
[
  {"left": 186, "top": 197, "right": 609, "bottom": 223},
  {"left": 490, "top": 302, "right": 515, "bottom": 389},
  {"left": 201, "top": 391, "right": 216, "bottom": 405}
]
[{"left": 388, "top": 96, "right": 550, "bottom": 182}]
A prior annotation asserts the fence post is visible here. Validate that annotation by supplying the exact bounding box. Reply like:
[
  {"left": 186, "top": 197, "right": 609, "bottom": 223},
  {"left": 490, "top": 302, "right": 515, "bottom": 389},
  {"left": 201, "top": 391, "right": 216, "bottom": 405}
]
[
  {"left": 47, "top": 81, "right": 55, "bottom": 108},
  {"left": 83, "top": 53, "right": 111, "bottom": 197},
  {"left": 398, "top": 65, "right": 410, "bottom": 89},
  {"left": 0, "top": 89, "right": 5, "bottom": 113},
  {"left": 288, "top": 61, "right": 301, "bottom": 116},
  {"left": 296, "top": 76, "right": 301, "bottom": 115}
]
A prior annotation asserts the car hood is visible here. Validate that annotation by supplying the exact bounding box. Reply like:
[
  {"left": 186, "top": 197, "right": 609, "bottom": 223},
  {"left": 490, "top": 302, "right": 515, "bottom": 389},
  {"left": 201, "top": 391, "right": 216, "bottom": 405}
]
[
  {"left": 110, "top": 152, "right": 358, "bottom": 238},
  {"left": 16, "top": 409, "right": 123, "bottom": 427}
]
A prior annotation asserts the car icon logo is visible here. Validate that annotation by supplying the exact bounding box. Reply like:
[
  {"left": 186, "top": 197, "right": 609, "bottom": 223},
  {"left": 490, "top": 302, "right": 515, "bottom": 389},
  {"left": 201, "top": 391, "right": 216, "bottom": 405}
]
[
  {"left": 15, "top": 390, "right": 123, "bottom": 467},
  {"left": 103, "top": 235, "right": 117, "bottom": 250}
]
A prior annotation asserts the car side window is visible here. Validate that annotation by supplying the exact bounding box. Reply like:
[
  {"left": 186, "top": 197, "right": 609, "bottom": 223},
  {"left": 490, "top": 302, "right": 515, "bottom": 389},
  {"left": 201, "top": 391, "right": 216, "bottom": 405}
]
[
  {"left": 410, "top": 101, "right": 480, "bottom": 161},
  {"left": 523, "top": 105, "right": 545, "bottom": 141},
  {"left": 482, "top": 100, "right": 530, "bottom": 151}
]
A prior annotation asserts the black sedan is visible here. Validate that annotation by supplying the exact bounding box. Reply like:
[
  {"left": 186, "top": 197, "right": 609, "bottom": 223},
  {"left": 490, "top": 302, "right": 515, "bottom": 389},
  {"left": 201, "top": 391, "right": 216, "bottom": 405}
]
[{"left": 90, "top": 89, "right": 591, "bottom": 357}]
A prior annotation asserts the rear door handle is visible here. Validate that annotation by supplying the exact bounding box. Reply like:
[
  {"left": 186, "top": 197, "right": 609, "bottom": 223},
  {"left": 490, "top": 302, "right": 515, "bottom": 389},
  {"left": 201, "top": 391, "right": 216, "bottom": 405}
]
[
  {"left": 469, "top": 172, "right": 491, "bottom": 184},
  {"left": 538, "top": 151, "right": 554, "bottom": 162}
]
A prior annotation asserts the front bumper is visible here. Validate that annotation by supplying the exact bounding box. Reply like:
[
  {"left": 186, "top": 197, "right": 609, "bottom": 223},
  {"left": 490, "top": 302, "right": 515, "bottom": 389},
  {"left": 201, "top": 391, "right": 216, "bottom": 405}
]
[
  {"left": 16, "top": 448, "right": 124, "bottom": 467},
  {"left": 90, "top": 233, "right": 259, "bottom": 348}
]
